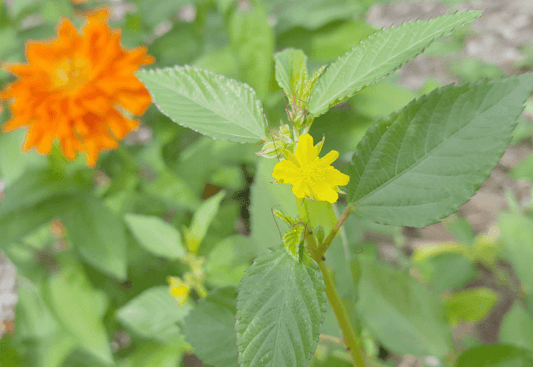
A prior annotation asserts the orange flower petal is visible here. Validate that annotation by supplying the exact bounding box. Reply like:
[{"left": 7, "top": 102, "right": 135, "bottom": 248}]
[{"left": 1, "top": 7, "right": 154, "bottom": 166}]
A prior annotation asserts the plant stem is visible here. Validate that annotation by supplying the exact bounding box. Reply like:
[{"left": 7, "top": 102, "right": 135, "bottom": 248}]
[
  {"left": 318, "top": 259, "right": 366, "bottom": 367},
  {"left": 313, "top": 204, "right": 354, "bottom": 261}
]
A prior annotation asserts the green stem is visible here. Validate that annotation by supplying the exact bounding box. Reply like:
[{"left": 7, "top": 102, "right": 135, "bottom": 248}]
[
  {"left": 313, "top": 204, "right": 354, "bottom": 261},
  {"left": 318, "top": 260, "right": 366, "bottom": 367}
]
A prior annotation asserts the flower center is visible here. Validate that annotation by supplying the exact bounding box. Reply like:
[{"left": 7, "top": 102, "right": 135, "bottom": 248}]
[
  {"left": 301, "top": 163, "right": 325, "bottom": 184},
  {"left": 52, "top": 57, "right": 89, "bottom": 91}
]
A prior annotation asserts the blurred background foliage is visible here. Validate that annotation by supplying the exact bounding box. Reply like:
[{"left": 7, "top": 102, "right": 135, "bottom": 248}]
[{"left": 1, "top": 0, "right": 533, "bottom": 366}]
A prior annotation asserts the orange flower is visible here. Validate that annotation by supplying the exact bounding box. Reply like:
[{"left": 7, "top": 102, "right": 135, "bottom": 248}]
[{"left": 1, "top": 8, "right": 154, "bottom": 166}]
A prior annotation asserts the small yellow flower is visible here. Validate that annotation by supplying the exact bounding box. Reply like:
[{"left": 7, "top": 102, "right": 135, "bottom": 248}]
[
  {"left": 273, "top": 134, "right": 349, "bottom": 203},
  {"left": 167, "top": 276, "right": 190, "bottom": 306}
]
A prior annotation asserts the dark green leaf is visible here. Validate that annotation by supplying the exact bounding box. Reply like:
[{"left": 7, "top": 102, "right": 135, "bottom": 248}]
[
  {"left": 183, "top": 287, "right": 239, "bottom": 367},
  {"left": 356, "top": 260, "right": 452, "bottom": 358},
  {"left": 236, "top": 247, "right": 326, "bottom": 367},
  {"left": 348, "top": 74, "right": 533, "bottom": 227},
  {"left": 455, "top": 345, "right": 533, "bottom": 367}
]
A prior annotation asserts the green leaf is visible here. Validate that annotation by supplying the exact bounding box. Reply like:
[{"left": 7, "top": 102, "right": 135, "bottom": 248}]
[
  {"left": 61, "top": 196, "right": 127, "bottom": 280},
  {"left": 356, "top": 260, "right": 452, "bottom": 358},
  {"left": 445, "top": 288, "right": 498, "bottom": 325},
  {"left": 228, "top": 1, "right": 274, "bottom": 98},
  {"left": 205, "top": 235, "right": 256, "bottom": 286},
  {"left": 347, "top": 74, "right": 533, "bottom": 227},
  {"left": 455, "top": 345, "right": 533, "bottom": 367},
  {"left": 509, "top": 153, "right": 533, "bottom": 182},
  {"left": 136, "top": 66, "right": 267, "bottom": 143},
  {"left": 282, "top": 224, "right": 305, "bottom": 261},
  {"left": 250, "top": 159, "right": 297, "bottom": 254},
  {"left": 185, "top": 190, "right": 226, "bottom": 254},
  {"left": 116, "top": 286, "right": 191, "bottom": 342},
  {"left": 119, "top": 341, "right": 186, "bottom": 367},
  {"left": 498, "top": 213, "right": 533, "bottom": 292},
  {"left": 274, "top": 48, "right": 308, "bottom": 97},
  {"left": 183, "top": 286, "right": 239, "bottom": 367},
  {"left": 308, "top": 11, "right": 481, "bottom": 116},
  {"left": 500, "top": 303, "right": 533, "bottom": 352},
  {"left": 42, "top": 259, "right": 112, "bottom": 364},
  {"left": 272, "top": 0, "right": 362, "bottom": 34},
  {"left": 124, "top": 214, "right": 185, "bottom": 260},
  {"left": 236, "top": 246, "right": 326, "bottom": 367},
  {"left": 415, "top": 252, "right": 477, "bottom": 293}
]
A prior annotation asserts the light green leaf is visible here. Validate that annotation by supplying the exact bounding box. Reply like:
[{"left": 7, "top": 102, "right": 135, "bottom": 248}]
[
  {"left": 205, "top": 235, "right": 256, "bottom": 286},
  {"left": 272, "top": 0, "right": 362, "bottom": 34},
  {"left": 282, "top": 224, "right": 305, "bottom": 261},
  {"left": 445, "top": 288, "right": 498, "bottom": 325},
  {"left": 117, "top": 286, "right": 191, "bottom": 342},
  {"left": 228, "top": 1, "right": 274, "bottom": 98},
  {"left": 124, "top": 214, "right": 184, "bottom": 260},
  {"left": 498, "top": 213, "right": 533, "bottom": 293},
  {"left": 136, "top": 66, "right": 267, "bottom": 143},
  {"left": 42, "top": 259, "right": 112, "bottom": 364},
  {"left": 274, "top": 48, "right": 308, "bottom": 97},
  {"left": 119, "top": 341, "right": 186, "bottom": 367},
  {"left": 236, "top": 246, "right": 326, "bottom": 367},
  {"left": 61, "top": 197, "right": 127, "bottom": 280},
  {"left": 308, "top": 11, "right": 481, "bottom": 116},
  {"left": 183, "top": 287, "right": 239, "bottom": 367},
  {"left": 455, "top": 345, "right": 533, "bottom": 367},
  {"left": 356, "top": 260, "right": 452, "bottom": 358},
  {"left": 509, "top": 153, "right": 533, "bottom": 182},
  {"left": 500, "top": 303, "right": 533, "bottom": 352},
  {"left": 185, "top": 190, "right": 226, "bottom": 254},
  {"left": 347, "top": 74, "right": 533, "bottom": 227},
  {"left": 250, "top": 159, "right": 297, "bottom": 254}
]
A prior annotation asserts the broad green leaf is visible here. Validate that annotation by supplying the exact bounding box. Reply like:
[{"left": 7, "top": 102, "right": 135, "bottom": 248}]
[
  {"left": 250, "top": 159, "right": 297, "bottom": 254},
  {"left": 61, "top": 196, "right": 127, "bottom": 280},
  {"left": 183, "top": 287, "right": 239, "bottom": 367},
  {"left": 415, "top": 252, "right": 477, "bottom": 293},
  {"left": 119, "top": 341, "right": 186, "bottom": 367},
  {"left": 185, "top": 190, "right": 226, "bottom": 254},
  {"left": 498, "top": 213, "right": 533, "bottom": 292},
  {"left": 278, "top": 20, "right": 375, "bottom": 63},
  {"left": 272, "top": 0, "right": 362, "bottom": 34},
  {"left": 356, "top": 260, "right": 452, "bottom": 358},
  {"left": 136, "top": 66, "right": 267, "bottom": 143},
  {"left": 136, "top": 0, "right": 188, "bottom": 27},
  {"left": 235, "top": 246, "right": 326, "bottom": 367},
  {"left": 445, "top": 288, "right": 498, "bottom": 325},
  {"left": 347, "top": 74, "right": 533, "bottom": 227},
  {"left": 308, "top": 11, "right": 481, "bottom": 116},
  {"left": 15, "top": 277, "right": 56, "bottom": 340},
  {"left": 274, "top": 48, "right": 308, "bottom": 97},
  {"left": 0, "top": 195, "right": 75, "bottom": 251},
  {"left": 455, "top": 345, "right": 533, "bottom": 367},
  {"left": 205, "top": 235, "right": 256, "bottom": 286},
  {"left": 228, "top": 1, "right": 274, "bottom": 98},
  {"left": 117, "top": 286, "right": 191, "bottom": 342},
  {"left": 124, "top": 214, "right": 185, "bottom": 259},
  {"left": 141, "top": 169, "right": 199, "bottom": 210},
  {"left": 500, "top": 303, "right": 533, "bottom": 352},
  {"left": 42, "top": 259, "right": 112, "bottom": 364},
  {"left": 0, "top": 129, "right": 46, "bottom": 187}
]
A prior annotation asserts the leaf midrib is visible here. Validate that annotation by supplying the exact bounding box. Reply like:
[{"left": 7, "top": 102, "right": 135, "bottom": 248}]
[{"left": 351, "top": 82, "right": 508, "bottom": 210}]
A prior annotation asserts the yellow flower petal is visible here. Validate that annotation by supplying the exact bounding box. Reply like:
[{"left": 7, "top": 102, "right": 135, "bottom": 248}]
[
  {"left": 319, "top": 150, "right": 339, "bottom": 166},
  {"left": 272, "top": 133, "right": 349, "bottom": 203},
  {"left": 273, "top": 160, "right": 301, "bottom": 184},
  {"left": 294, "top": 134, "right": 318, "bottom": 166}
]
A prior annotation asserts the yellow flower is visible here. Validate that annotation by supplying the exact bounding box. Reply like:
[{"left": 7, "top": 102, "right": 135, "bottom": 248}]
[
  {"left": 167, "top": 276, "right": 190, "bottom": 306},
  {"left": 273, "top": 134, "right": 349, "bottom": 203}
]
